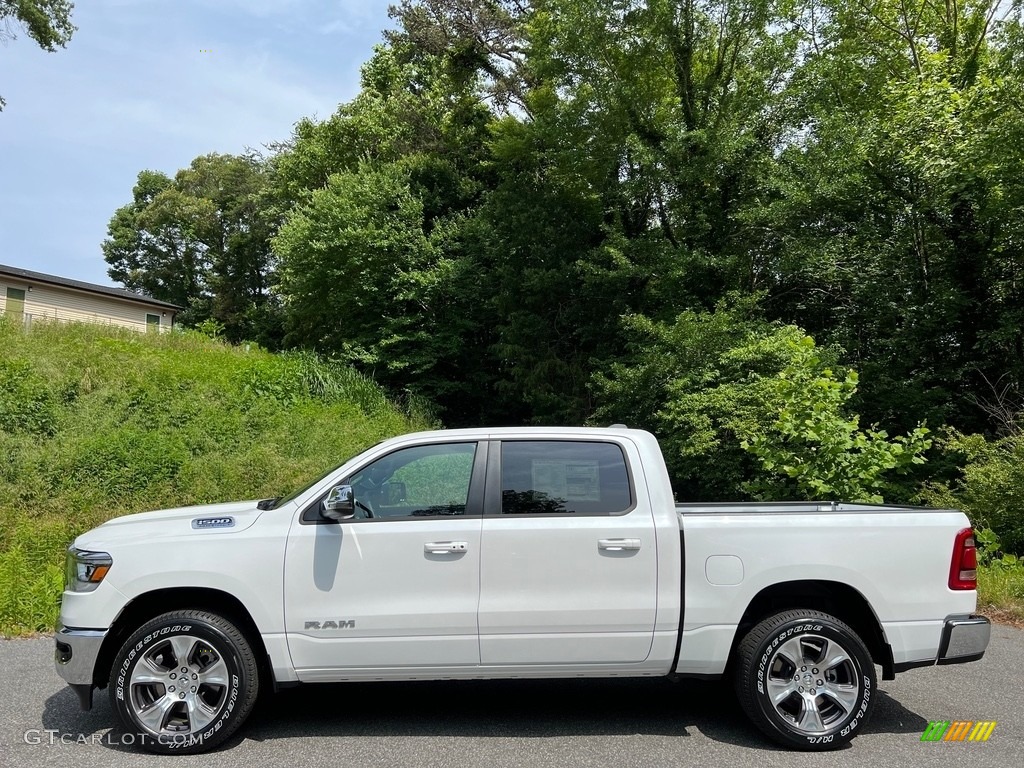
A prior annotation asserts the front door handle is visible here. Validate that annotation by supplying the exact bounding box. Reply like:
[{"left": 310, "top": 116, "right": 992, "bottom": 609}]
[
  {"left": 598, "top": 538, "right": 641, "bottom": 552},
  {"left": 425, "top": 541, "right": 469, "bottom": 555}
]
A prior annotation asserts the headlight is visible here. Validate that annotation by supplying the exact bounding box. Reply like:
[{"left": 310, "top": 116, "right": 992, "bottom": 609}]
[{"left": 64, "top": 548, "right": 112, "bottom": 593}]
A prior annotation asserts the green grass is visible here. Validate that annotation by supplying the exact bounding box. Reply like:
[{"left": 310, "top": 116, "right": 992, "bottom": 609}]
[
  {"left": 977, "top": 563, "right": 1024, "bottom": 626},
  {"left": 0, "top": 318, "right": 434, "bottom": 635}
]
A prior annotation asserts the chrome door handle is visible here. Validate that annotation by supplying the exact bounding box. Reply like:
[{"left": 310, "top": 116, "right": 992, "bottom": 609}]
[
  {"left": 424, "top": 541, "right": 469, "bottom": 554},
  {"left": 598, "top": 538, "right": 641, "bottom": 552}
]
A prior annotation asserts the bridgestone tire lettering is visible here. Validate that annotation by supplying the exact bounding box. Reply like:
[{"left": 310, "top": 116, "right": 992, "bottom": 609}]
[
  {"left": 108, "top": 611, "right": 259, "bottom": 755},
  {"left": 733, "top": 609, "right": 877, "bottom": 751}
]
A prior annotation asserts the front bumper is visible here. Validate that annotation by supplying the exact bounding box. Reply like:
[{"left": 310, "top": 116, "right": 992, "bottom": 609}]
[
  {"left": 54, "top": 622, "right": 107, "bottom": 710},
  {"left": 937, "top": 614, "right": 990, "bottom": 665}
]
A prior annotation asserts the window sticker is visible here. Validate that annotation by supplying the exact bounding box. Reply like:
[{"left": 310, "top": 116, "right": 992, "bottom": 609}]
[{"left": 531, "top": 460, "right": 600, "bottom": 501}]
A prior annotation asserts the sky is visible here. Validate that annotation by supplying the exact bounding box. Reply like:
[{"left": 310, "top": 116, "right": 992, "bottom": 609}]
[{"left": 0, "top": 0, "right": 394, "bottom": 286}]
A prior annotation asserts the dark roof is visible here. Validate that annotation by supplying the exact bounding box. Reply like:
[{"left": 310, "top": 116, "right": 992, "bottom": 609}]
[{"left": 0, "top": 263, "right": 182, "bottom": 311}]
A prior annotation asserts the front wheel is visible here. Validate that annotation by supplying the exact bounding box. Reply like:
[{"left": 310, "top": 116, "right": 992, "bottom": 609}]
[
  {"left": 108, "top": 610, "right": 260, "bottom": 754},
  {"left": 734, "top": 609, "right": 876, "bottom": 750}
]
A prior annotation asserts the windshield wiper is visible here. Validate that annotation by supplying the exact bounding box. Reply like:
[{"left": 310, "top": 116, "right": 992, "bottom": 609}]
[{"left": 256, "top": 497, "right": 280, "bottom": 511}]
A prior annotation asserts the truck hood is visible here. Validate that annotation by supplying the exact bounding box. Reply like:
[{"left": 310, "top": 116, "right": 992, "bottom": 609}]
[{"left": 74, "top": 500, "right": 268, "bottom": 550}]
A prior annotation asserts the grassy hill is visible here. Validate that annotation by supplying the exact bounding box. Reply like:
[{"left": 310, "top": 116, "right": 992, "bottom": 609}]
[{"left": 0, "top": 318, "right": 434, "bottom": 634}]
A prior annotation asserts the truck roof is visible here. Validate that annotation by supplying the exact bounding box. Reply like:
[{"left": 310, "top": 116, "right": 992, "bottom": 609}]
[{"left": 385, "top": 425, "right": 647, "bottom": 441}]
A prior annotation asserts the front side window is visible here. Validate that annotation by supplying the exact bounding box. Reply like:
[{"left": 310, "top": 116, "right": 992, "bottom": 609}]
[
  {"left": 347, "top": 442, "right": 478, "bottom": 519},
  {"left": 500, "top": 441, "right": 632, "bottom": 516}
]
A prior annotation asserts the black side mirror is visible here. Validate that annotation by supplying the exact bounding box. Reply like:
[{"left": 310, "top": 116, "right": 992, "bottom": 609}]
[{"left": 322, "top": 485, "right": 355, "bottom": 521}]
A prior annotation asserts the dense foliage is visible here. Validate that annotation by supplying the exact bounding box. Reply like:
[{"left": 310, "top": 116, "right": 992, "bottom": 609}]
[
  {"left": 924, "top": 429, "right": 1024, "bottom": 554},
  {"left": 100, "top": 1, "right": 1024, "bottom": 549},
  {"left": 0, "top": 318, "right": 432, "bottom": 633},
  {"left": 102, "top": 155, "right": 282, "bottom": 346}
]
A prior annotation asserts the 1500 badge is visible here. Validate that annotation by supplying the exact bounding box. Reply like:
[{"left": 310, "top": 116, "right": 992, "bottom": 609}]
[{"left": 191, "top": 516, "right": 235, "bottom": 529}]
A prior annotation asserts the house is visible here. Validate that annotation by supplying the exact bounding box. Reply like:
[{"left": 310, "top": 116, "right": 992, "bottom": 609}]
[{"left": 0, "top": 263, "right": 180, "bottom": 332}]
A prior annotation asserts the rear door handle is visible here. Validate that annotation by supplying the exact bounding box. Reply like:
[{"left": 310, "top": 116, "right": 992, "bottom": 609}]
[
  {"left": 598, "top": 538, "right": 641, "bottom": 551},
  {"left": 424, "top": 541, "right": 469, "bottom": 554}
]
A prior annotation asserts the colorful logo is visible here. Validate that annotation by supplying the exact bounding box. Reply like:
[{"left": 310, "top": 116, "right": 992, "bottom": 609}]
[{"left": 921, "top": 721, "right": 996, "bottom": 742}]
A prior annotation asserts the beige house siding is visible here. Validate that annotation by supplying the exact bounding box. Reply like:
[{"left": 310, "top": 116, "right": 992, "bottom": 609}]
[{"left": 0, "top": 277, "right": 173, "bottom": 332}]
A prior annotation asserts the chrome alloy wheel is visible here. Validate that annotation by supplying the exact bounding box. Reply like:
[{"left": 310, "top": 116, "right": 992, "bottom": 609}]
[
  {"left": 127, "top": 634, "right": 230, "bottom": 737},
  {"left": 762, "top": 633, "right": 861, "bottom": 735}
]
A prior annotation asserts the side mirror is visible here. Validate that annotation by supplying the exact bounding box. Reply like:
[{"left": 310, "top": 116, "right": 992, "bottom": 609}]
[{"left": 322, "top": 485, "right": 355, "bottom": 521}]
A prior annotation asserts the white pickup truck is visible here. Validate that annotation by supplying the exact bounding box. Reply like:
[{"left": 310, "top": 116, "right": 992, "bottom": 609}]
[{"left": 55, "top": 427, "right": 990, "bottom": 754}]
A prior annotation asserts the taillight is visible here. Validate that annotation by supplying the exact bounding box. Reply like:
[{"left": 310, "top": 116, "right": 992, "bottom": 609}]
[{"left": 949, "top": 527, "right": 978, "bottom": 590}]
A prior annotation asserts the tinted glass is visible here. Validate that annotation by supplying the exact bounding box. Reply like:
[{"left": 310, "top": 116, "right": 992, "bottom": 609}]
[
  {"left": 500, "top": 441, "right": 631, "bottom": 515},
  {"left": 348, "top": 442, "right": 477, "bottom": 519}
]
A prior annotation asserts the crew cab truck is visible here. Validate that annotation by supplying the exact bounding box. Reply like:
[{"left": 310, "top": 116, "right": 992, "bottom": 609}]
[{"left": 55, "top": 427, "right": 990, "bottom": 754}]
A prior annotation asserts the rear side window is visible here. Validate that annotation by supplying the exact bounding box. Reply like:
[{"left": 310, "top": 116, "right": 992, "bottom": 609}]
[{"left": 500, "top": 441, "right": 632, "bottom": 516}]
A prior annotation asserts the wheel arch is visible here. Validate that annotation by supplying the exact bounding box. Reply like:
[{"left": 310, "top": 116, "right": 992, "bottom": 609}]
[
  {"left": 730, "top": 580, "right": 894, "bottom": 680},
  {"left": 93, "top": 587, "right": 273, "bottom": 690}
]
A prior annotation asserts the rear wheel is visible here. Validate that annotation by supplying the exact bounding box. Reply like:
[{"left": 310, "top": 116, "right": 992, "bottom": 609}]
[
  {"left": 108, "top": 610, "right": 260, "bottom": 754},
  {"left": 734, "top": 609, "right": 876, "bottom": 750}
]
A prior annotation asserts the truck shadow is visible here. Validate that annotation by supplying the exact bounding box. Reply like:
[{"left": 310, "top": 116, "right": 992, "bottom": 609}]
[{"left": 40, "top": 678, "right": 930, "bottom": 752}]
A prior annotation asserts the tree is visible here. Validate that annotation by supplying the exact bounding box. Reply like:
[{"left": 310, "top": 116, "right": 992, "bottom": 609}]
[
  {"left": 592, "top": 299, "right": 814, "bottom": 499},
  {"left": 462, "top": 0, "right": 809, "bottom": 422},
  {"left": 762, "top": 0, "right": 1024, "bottom": 435},
  {"left": 523, "top": 0, "right": 801, "bottom": 301},
  {"left": 176, "top": 154, "right": 282, "bottom": 345},
  {"left": 922, "top": 430, "right": 1024, "bottom": 553},
  {"left": 274, "top": 157, "right": 499, "bottom": 422},
  {"left": 742, "top": 337, "right": 932, "bottom": 503},
  {"left": 1, "top": 0, "right": 76, "bottom": 109},
  {"left": 103, "top": 0, "right": 1024, "bottom": 474},
  {"left": 102, "top": 170, "right": 203, "bottom": 311},
  {"left": 387, "top": 0, "right": 533, "bottom": 114},
  {"left": 275, "top": 163, "right": 435, "bottom": 363},
  {"left": 271, "top": 37, "right": 501, "bottom": 421},
  {"left": 592, "top": 299, "right": 930, "bottom": 502},
  {"left": 103, "top": 154, "right": 281, "bottom": 345}
]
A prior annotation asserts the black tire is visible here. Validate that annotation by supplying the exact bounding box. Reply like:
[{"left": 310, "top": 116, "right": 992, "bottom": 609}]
[
  {"left": 108, "top": 610, "right": 260, "bottom": 755},
  {"left": 734, "top": 609, "right": 876, "bottom": 750}
]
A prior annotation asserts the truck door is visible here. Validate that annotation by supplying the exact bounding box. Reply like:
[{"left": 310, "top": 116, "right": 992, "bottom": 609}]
[
  {"left": 284, "top": 441, "right": 485, "bottom": 677},
  {"left": 478, "top": 438, "right": 658, "bottom": 665}
]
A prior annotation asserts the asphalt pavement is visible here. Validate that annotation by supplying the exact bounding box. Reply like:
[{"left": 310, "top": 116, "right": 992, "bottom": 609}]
[{"left": 1, "top": 625, "right": 1022, "bottom": 768}]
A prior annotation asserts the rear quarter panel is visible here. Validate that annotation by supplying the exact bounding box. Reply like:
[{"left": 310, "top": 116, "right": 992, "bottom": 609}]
[{"left": 676, "top": 509, "right": 977, "bottom": 675}]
